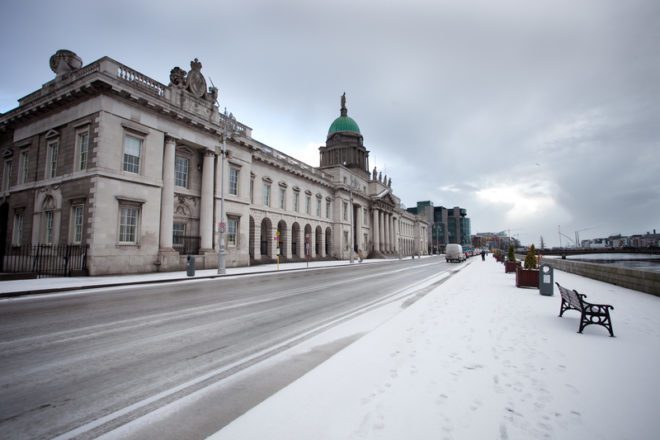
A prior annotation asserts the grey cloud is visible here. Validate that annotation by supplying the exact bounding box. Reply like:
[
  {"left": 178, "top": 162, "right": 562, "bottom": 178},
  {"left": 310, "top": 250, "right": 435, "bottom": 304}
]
[{"left": 2, "top": 0, "right": 658, "bottom": 246}]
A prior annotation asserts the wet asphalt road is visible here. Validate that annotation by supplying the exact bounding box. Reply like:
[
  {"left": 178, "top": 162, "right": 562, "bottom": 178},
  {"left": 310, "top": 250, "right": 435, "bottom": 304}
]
[{"left": 0, "top": 257, "right": 457, "bottom": 439}]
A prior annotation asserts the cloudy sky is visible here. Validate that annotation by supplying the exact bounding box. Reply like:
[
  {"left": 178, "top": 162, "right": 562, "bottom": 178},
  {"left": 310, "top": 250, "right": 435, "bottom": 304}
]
[{"left": 2, "top": 0, "right": 659, "bottom": 247}]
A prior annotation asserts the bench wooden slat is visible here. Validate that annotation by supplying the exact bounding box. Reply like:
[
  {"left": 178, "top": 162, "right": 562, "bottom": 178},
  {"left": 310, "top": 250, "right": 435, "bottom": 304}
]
[{"left": 555, "top": 282, "right": 615, "bottom": 337}]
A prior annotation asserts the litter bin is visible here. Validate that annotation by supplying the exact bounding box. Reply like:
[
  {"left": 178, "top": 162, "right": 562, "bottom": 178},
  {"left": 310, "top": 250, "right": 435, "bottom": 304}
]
[
  {"left": 539, "top": 264, "right": 553, "bottom": 296},
  {"left": 186, "top": 255, "right": 195, "bottom": 277}
]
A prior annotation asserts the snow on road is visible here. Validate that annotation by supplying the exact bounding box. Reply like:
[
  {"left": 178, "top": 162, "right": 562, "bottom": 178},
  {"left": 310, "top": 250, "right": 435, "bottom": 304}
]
[{"left": 209, "top": 259, "right": 660, "bottom": 440}]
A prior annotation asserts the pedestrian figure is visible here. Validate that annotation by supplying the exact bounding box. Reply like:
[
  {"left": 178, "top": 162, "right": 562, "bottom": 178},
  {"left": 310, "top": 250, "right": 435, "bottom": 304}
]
[{"left": 481, "top": 250, "right": 486, "bottom": 261}]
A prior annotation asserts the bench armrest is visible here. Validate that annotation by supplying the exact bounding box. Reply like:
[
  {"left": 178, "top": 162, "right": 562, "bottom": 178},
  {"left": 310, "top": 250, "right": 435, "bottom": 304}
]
[{"left": 582, "top": 300, "right": 614, "bottom": 313}]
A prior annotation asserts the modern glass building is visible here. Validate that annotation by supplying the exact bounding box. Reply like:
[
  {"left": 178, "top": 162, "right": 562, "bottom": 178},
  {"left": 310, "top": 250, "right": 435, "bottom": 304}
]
[{"left": 408, "top": 201, "right": 471, "bottom": 253}]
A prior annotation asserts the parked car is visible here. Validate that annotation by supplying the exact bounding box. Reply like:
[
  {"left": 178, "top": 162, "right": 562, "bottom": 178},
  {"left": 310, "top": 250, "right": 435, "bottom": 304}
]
[{"left": 445, "top": 244, "right": 466, "bottom": 262}]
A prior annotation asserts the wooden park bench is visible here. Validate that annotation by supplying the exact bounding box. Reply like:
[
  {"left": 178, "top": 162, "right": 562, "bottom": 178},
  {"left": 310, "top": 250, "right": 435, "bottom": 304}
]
[{"left": 555, "top": 282, "right": 615, "bottom": 337}]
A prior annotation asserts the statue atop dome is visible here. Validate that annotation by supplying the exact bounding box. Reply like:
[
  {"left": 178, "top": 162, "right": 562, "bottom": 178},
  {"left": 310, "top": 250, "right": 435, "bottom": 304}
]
[{"left": 340, "top": 92, "right": 347, "bottom": 117}]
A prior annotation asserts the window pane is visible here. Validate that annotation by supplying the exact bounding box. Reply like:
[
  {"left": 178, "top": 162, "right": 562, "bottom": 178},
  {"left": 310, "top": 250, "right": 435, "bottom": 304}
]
[
  {"left": 175, "top": 156, "right": 189, "bottom": 187},
  {"left": 173, "top": 223, "right": 185, "bottom": 245},
  {"left": 20, "top": 151, "right": 29, "bottom": 184},
  {"left": 263, "top": 184, "right": 270, "bottom": 206},
  {"left": 119, "top": 206, "right": 138, "bottom": 243},
  {"left": 78, "top": 131, "right": 89, "bottom": 170},
  {"left": 45, "top": 211, "right": 54, "bottom": 243},
  {"left": 227, "top": 218, "right": 238, "bottom": 246},
  {"left": 2, "top": 160, "right": 11, "bottom": 191},
  {"left": 229, "top": 168, "right": 239, "bottom": 195},
  {"left": 47, "top": 142, "right": 58, "bottom": 178},
  {"left": 13, "top": 213, "right": 23, "bottom": 246},
  {"left": 73, "top": 205, "right": 84, "bottom": 243},
  {"left": 123, "top": 135, "right": 141, "bottom": 173}
]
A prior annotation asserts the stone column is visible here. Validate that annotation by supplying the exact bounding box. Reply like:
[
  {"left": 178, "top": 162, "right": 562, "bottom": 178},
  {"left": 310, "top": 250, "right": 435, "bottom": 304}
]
[
  {"left": 319, "top": 227, "right": 326, "bottom": 258},
  {"left": 379, "top": 211, "right": 385, "bottom": 252},
  {"left": 310, "top": 229, "right": 316, "bottom": 259},
  {"left": 199, "top": 150, "right": 215, "bottom": 251},
  {"left": 394, "top": 216, "right": 399, "bottom": 253},
  {"left": 285, "top": 226, "right": 293, "bottom": 259},
  {"left": 387, "top": 213, "right": 392, "bottom": 253},
  {"left": 159, "top": 135, "right": 175, "bottom": 251},
  {"left": 390, "top": 214, "right": 395, "bottom": 252},
  {"left": 382, "top": 212, "right": 390, "bottom": 253},
  {"left": 254, "top": 218, "right": 262, "bottom": 261},
  {"left": 372, "top": 209, "right": 379, "bottom": 253},
  {"left": 356, "top": 205, "right": 362, "bottom": 253}
]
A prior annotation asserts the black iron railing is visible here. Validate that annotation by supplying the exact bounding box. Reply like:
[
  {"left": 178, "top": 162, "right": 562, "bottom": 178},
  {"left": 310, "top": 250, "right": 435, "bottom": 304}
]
[{"left": 1, "top": 244, "right": 88, "bottom": 277}]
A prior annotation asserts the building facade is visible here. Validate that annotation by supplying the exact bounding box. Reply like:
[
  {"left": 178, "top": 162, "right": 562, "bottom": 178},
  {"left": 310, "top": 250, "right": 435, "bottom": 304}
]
[
  {"left": 407, "top": 201, "right": 471, "bottom": 253},
  {"left": 0, "top": 50, "right": 427, "bottom": 275}
]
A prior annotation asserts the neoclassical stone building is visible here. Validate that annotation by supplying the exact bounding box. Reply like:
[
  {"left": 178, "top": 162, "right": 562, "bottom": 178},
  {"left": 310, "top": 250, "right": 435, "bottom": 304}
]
[{"left": 0, "top": 50, "right": 428, "bottom": 275}]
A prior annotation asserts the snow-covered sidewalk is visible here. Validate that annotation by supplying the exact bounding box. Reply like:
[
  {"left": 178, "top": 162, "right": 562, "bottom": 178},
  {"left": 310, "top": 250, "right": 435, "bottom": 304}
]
[{"left": 209, "top": 259, "right": 660, "bottom": 440}]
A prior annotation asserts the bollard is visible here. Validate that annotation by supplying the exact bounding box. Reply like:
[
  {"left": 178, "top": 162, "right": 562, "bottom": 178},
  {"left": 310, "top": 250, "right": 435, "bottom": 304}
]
[
  {"left": 539, "top": 264, "right": 553, "bottom": 296},
  {"left": 186, "top": 255, "right": 195, "bottom": 277}
]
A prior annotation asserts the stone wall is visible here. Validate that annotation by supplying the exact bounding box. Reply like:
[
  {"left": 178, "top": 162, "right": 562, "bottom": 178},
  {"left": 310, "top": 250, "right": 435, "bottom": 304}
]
[{"left": 542, "top": 258, "right": 660, "bottom": 297}]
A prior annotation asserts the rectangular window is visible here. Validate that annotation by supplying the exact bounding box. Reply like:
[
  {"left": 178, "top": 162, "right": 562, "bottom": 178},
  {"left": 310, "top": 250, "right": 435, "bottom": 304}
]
[
  {"left": 46, "top": 140, "right": 58, "bottom": 178},
  {"left": 294, "top": 192, "right": 299, "bottom": 212},
  {"left": 229, "top": 167, "right": 239, "bottom": 196},
  {"left": 45, "top": 211, "right": 54, "bottom": 244},
  {"left": 279, "top": 188, "right": 286, "bottom": 210},
  {"left": 305, "top": 195, "right": 311, "bottom": 215},
  {"left": 13, "top": 213, "right": 24, "bottom": 246},
  {"left": 227, "top": 217, "right": 238, "bottom": 246},
  {"left": 343, "top": 202, "right": 348, "bottom": 221},
  {"left": 2, "top": 159, "right": 11, "bottom": 191},
  {"left": 316, "top": 198, "right": 321, "bottom": 216},
  {"left": 344, "top": 231, "right": 349, "bottom": 250},
  {"left": 119, "top": 205, "right": 139, "bottom": 243},
  {"left": 326, "top": 200, "right": 331, "bottom": 219},
  {"left": 173, "top": 222, "right": 185, "bottom": 246},
  {"left": 122, "top": 134, "right": 142, "bottom": 174},
  {"left": 263, "top": 183, "right": 271, "bottom": 207},
  {"left": 19, "top": 150, "right": 29, "bottom": 184},
  {"left": 363, "top": 208, "right": 368, "bottom": 226},
  {"left": 71, "top": 205, "right": 84, "bottom": 244},
  {"left": 250, "top": 177, "right": 254, "bottom": 203},
  {"left": 76, "top": 130, "right": 89, "bottom": 171},
  {"left": 175, "top": 156, "right": 189, "bottom": 188}
]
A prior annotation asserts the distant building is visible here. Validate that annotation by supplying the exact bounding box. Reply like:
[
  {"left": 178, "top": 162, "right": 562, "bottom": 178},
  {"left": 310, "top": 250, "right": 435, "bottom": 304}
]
[
  {"left": 629, "top": 230, "right": 660, "bottom": 248},
  {"left": 0, "top": 50, "right": 428, "bottom": 275},
  {"left": 581, "top": 238, "right": 611, "bottom": 249},
  {"left": 472, "top": 231, "right": 517, "bottom": 251},
  {"left": 407, "top": 201, "right": 470, "bottom": 253}
]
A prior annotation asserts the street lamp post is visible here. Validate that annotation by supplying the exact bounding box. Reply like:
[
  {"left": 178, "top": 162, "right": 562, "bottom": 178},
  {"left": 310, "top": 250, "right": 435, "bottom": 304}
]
[{"left": 217, "top": 108, "right": 237, "bottom": 274}]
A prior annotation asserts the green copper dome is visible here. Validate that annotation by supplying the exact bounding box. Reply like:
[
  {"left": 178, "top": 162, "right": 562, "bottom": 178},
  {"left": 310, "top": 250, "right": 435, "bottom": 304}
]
[{"left": 328, "top": 115, "right": 361, "bottom": 136}]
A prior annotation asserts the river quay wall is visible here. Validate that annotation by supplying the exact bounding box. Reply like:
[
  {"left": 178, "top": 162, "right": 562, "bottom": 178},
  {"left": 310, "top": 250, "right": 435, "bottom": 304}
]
[{"left": 541, "top": 258, "right": 660, "bottom": 296}]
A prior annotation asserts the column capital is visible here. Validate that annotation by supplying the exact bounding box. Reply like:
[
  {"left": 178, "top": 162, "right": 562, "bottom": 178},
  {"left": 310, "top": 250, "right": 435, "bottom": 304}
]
[
  {"left": 164, "top": 134, "right": 179, "bottom": 144},
  {"left": 203, "top": 149, "right": 216, "bottom": 158}
]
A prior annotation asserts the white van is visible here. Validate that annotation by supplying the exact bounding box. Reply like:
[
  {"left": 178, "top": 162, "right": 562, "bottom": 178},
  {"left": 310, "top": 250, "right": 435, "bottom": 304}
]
[{"left": 445, "top": 244, "right": 466, "bottom": 263}]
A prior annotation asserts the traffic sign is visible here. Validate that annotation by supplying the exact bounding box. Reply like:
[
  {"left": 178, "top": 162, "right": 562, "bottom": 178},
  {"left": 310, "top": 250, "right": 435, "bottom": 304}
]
[{"left": 218, "top": 222, "right": 225, "bottom": 233}]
